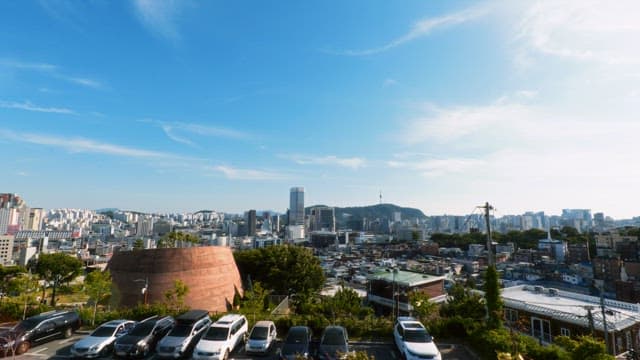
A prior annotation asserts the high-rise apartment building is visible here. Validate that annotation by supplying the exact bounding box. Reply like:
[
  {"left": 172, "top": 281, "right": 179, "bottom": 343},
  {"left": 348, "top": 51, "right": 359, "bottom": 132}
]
[
  {"left": 289, "top": 187, "right": 304, "bottom": 226},
  {"left": 0, "top": 235, "right": 14, "bottom": 266},
  {"left": 136, "top": 216, "right": 154, "bottom": 237},
  {"left": 310, "top": 206, "right": 335, "bottom": 232}
]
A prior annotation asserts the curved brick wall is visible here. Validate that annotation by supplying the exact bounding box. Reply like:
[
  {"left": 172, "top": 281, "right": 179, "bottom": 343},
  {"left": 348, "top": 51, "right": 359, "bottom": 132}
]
[{"left": 108, "top": 246, "right": 243, "bottom": 312}]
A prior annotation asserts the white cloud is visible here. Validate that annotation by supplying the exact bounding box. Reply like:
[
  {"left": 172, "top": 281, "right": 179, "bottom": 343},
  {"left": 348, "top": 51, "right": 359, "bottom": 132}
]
[
  {"left": 146, "top": 119, "right": 250, "bottom": 144},
  {"left": 211, "top": 165, "right": 285, "bottom": 181},
  {"left": 388, "top": 156, "right": 484, "bottom": 178},
  {"left": 513, "top": 0, "right": 640, "bottom": 65},
  {"left": 383, "top": 78, "right": 398, "bottom": 87},
  {"left": 0, "top": 100, "right": 75, "bottom": 114},
  {"left": 287, "top": 155, "right": 366, "bottom": 169},
  {"left": 0, "top": 58, "right": 103, "bottom": 89},
  {"left": 133, "top": 0, "right": 184, "bottom": 42},
  {"left": 0, "top": 129, "right": 172, "bottom": 159},
  {"left": 336, "top": 4, "right": 488, "bottom": 56}
]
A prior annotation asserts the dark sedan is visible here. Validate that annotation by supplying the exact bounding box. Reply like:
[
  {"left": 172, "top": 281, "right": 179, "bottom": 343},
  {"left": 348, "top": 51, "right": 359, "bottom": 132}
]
[
  {"left": 279, "top": 326, "right": 312, "bottom": 360},
  {"left": 317, "top": 326, "right": 349, "bottom": 360},
  {"left": 114, "top": 316, "right": 175, "bottom": 358}
]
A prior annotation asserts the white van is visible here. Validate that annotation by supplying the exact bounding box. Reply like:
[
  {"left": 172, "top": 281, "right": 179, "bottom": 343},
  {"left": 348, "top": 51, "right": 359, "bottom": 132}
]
[{"left": 193, "top": 314, "right": 248, "bottom": 360}]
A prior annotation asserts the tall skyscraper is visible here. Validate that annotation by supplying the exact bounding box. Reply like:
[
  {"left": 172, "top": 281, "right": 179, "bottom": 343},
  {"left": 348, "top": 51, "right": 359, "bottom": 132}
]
[
  {"left": 247, "top": 210, "right": 257, "bottom": 236},
  {"left": 310, "top": 206, "right": 335, "bottom": 232},
  {"left": 289, "top": 187, "right": 305, "bottom": 226}
]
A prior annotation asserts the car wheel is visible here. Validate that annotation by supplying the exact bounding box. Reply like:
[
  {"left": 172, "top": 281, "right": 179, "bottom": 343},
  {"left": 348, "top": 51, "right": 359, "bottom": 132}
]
[
  {"left": 16, "top": 341, "right": 30, "bottom": 355},
  {"left": 63, "top": 327, "right": 73, "bottom": 338}
]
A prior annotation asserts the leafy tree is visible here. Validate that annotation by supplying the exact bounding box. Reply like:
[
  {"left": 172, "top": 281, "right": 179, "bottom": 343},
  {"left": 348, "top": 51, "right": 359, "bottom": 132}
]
[
  {"left": 554, "top": 336, "right": 614, "bottom": 360},
  {"left": 164, "top": 279, "right": 189, "bottom": 311},
  {"left": 133, "top": 239, "right": 144, "bottom": 250},
  {"left": 157, "top": 231, "right": 201, "bottom": 248},
  {"left": 234, "top": 245, "right": 325, "bottom": 296},
  {"left": 35, "top": 253, "right": 83, "bottom": 306},
  {"left": 241, "top": 281, "right": 270, "bottom": 322},
  {"left": 440, "top": 283, "right": 485, "bottom": 320},
  {"left": 7, "top": 272, "right": 39, "bottom": 319},
  {"left": 484, "top": 265, "right": 503, "bottom": 329},
  {"left": 0, "top": 265, "right": 27, "bottom": 299},
  {"left": 322, "top": 288, "right": 365, "bottom": 320},
  {"left": 85, "top": 270, "right": 112, "bottom": 326},
  {"left": 409, "top": 290, "right": 439, "bottom": 323}
]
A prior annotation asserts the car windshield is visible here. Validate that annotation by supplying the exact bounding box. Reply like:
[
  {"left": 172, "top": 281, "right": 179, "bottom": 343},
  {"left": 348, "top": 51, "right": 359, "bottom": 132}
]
[
  {"left": 404, "top": 329, "right": 432, "bottom": 343},
  {"left": 91, "top": 326, "right": 118, "bottom": 337},
  {"left": 322, "top": 329, "right": 346, "bottom": 346},
  {"left": 249, "top": 326, "right": 268, "bottom": 340},
  {"left": 167, "top": 325, "right": 192, "bottom": 337},
  {"left": 128, "top": 322, "right": 155, "bottom": 336},
  {"left": 203, "top": 327, "right": 228, "bottom": 341},
  {"left": 286, "top": 329, "right": 308, "bottom": 344}
]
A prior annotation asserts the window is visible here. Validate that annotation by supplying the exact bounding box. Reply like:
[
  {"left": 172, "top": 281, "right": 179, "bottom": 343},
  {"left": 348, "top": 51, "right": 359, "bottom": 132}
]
[
  {"left": 504, "top": 309, "right": 518, "bottom": 324},
  {"left": 560, "top": 327, "right": 570, "bottom": 337},
  {"left": 531, "top": 317, "right": 551, "bottom": 343}
]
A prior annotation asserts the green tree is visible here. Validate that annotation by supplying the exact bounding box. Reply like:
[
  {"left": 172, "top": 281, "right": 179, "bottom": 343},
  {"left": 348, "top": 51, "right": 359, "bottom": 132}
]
[
  {"left": 484, "top": 265, "right": 503, "bottom": 329},
  {"left": 409, "top": 291, "right": 438, "bottom": 323},
  {"left": 7, "top": 272, "right": 39, "bottom": 319},
  {"left": 554, "top": 335, "right": 614, "bottom": 360},
  {"left": 440, "top": 283, "right": 485, "bottom": 320},
  {"left": 0, "top": 265, "right": 27, "bottom": 299},
  {"left": 35, "top": 253, "right": 83, "bottom": 306},
  {"left": 84, "top": 270, "right": 112, "bottom": 326},
  {"left": 157, "top": 232, "right": 201, "bottom": 248},
  {"left": 164, "top": 279, "right": 189, "bottom": 310},
  {"left": 133, "top": 239, "right": 144, "bottom": 250},
  {"left": 234, "top": 245, "right": 325, "bottom": 296},
  {"left": 241, "top": 281, "right": 270, "bottom": 322}
]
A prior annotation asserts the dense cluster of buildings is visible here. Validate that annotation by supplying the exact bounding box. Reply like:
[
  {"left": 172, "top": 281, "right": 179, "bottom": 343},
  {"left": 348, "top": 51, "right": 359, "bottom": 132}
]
[{"left": 4, "top": 190, "right": 640, "bottom": 356}]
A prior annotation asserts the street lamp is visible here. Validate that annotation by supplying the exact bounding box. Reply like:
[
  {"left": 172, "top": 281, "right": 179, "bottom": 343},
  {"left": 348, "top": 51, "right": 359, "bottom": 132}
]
[
  {"left": 386, "top": 267, "right": 399, "bottom": 320},
  {"left": 133, "top": 277, "right": 149, "bottom": 305}
]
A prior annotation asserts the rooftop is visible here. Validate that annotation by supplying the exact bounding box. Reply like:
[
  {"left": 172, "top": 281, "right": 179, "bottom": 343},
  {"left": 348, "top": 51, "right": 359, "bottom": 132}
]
[
  {"left": 367, "top": 269, "right": 445, "bottom": 287},
  {"left": 502, "top": 285, "right": 640, "bottom": 332}
]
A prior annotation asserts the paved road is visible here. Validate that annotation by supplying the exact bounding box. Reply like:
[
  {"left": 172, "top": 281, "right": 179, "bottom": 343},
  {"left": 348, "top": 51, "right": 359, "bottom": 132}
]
[{"left": 9, "top": 334, "right": 474, "bottom": 360}]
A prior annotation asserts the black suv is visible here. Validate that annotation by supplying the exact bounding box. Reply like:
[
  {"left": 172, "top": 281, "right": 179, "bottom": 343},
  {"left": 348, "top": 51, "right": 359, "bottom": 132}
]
[
  {"left": 0, "top": 310, "right": 81, "bottom": 355},
  {"left": 114, "top": 315, "right": 175, "bottom": 358}
]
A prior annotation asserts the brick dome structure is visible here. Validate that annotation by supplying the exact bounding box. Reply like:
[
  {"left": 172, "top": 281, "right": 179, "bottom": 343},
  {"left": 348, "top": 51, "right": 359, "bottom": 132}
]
[{"left": 108, "top": 246, "right": 243, "bottom": 312}]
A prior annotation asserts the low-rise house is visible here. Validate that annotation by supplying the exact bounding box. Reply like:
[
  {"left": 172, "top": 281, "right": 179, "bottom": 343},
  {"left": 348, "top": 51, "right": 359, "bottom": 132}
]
[
  {"left": 501, "top": 285, "right": 640, "bottom": 356},
  {"left": 367, "top": 269, "right": 445, "bottom": 316}
]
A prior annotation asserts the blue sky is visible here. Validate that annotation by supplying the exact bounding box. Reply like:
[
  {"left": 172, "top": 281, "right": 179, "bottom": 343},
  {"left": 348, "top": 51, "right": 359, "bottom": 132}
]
[{"left": 2, "top": 1, "right": 640, "bottom": 218}]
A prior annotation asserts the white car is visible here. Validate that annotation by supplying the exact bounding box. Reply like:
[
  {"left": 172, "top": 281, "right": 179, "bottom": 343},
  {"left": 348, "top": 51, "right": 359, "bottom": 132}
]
[
  {"left": 245, "top": 320, "right": 277, "bottom": 355},
  {"left": 193, "top": 314, "right": 248, "bottom": 360},
  {"left": 70, "top": 319, "right": 136, "bottom": 358},
  {"left": 393, "top": 317, "right": 441, "bottom": 360}
]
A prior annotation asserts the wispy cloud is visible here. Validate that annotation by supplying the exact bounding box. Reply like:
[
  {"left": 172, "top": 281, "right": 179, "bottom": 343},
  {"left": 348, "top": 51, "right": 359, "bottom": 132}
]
[
  {"left": 144, "top": 119, "right": 250, "bottom": 145},
  {"left": 133, "top": 0, "right": 185, "bottom": 42},
  {"left": 0, "top": 100, "right": 75, "bottom": 114},
  {"left": 388, "top": 156, "right": 484, "bottom": 178},
  {"left": 0, "top": 59, "right": 103, "bottom": 89},
  {"left": 0, "top": 129, "right": 172, "bottom": 159},
  {"left": 211, "top": 165, "right": 286, "bottom": 181},
  {"left": 285, "top": 155, "right": 367, "bottom": 169},
  {"left": 333, "top": 5, "right": 487, "bottom": 56}
]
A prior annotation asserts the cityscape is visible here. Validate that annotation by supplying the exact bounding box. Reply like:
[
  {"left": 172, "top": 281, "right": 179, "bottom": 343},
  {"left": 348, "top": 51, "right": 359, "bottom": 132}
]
[{"left": 2, "top": 1, "right": 639, "bottom": 359}]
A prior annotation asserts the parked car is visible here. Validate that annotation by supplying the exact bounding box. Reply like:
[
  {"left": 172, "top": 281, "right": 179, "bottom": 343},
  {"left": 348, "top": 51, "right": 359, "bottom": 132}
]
[
  {"left": 114, "top": 315, "right": 175, "bottom": 358},
  {"left": 155, "top": 310, "right": 211, "bottom": 359},
  {"left": 317, "top": 326, "right": 349, "bottom": 360},
  {"left": 245, "top": 320, "right": 277, "bottom": 355},
  {"left": 279, "top": 326, "right": 312, "bottom": 360},
  {"left": 193, "top": 314, "right": 248, "bottom": 360},
  {"left": 0, "top": 310, "right": 81, "bottom": 355},
  {"left": 393, "top": 317, "right": 441, "bottom": 360},
  {"left": 71, "top": 319, "right": 136, "bottom": 358}
]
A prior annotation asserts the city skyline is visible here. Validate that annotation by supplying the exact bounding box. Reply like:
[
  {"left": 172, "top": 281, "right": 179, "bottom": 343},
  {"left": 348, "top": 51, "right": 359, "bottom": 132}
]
[{"left": 2, "top": 1, "right": 639, "bottom": 218}]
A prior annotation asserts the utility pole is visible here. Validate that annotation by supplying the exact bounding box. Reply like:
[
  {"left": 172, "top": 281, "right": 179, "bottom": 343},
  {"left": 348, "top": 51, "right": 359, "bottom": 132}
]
[
  {"left": 601, "top": 288, "right": 609, "bottom": 354},
  {"left": 478, "top": 202, "right": 494, "bottom": 266},
  {"left": 585, "top": 306, "right": 595, "bottom": 335}
]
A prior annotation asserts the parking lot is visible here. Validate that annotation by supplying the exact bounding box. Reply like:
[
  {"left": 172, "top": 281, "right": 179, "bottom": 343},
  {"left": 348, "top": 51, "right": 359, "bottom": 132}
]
[{"left": 7, "top": 333, "right": 474, "bottom": 360}]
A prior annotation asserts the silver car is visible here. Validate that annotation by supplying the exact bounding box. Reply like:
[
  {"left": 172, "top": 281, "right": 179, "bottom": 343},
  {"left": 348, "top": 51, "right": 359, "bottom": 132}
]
[
  {"left": 245, "top": 320, "right": 277, "bottom": 355},
  {"left": 70, "top": 320, "right": 136, "bottom": 358}
]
